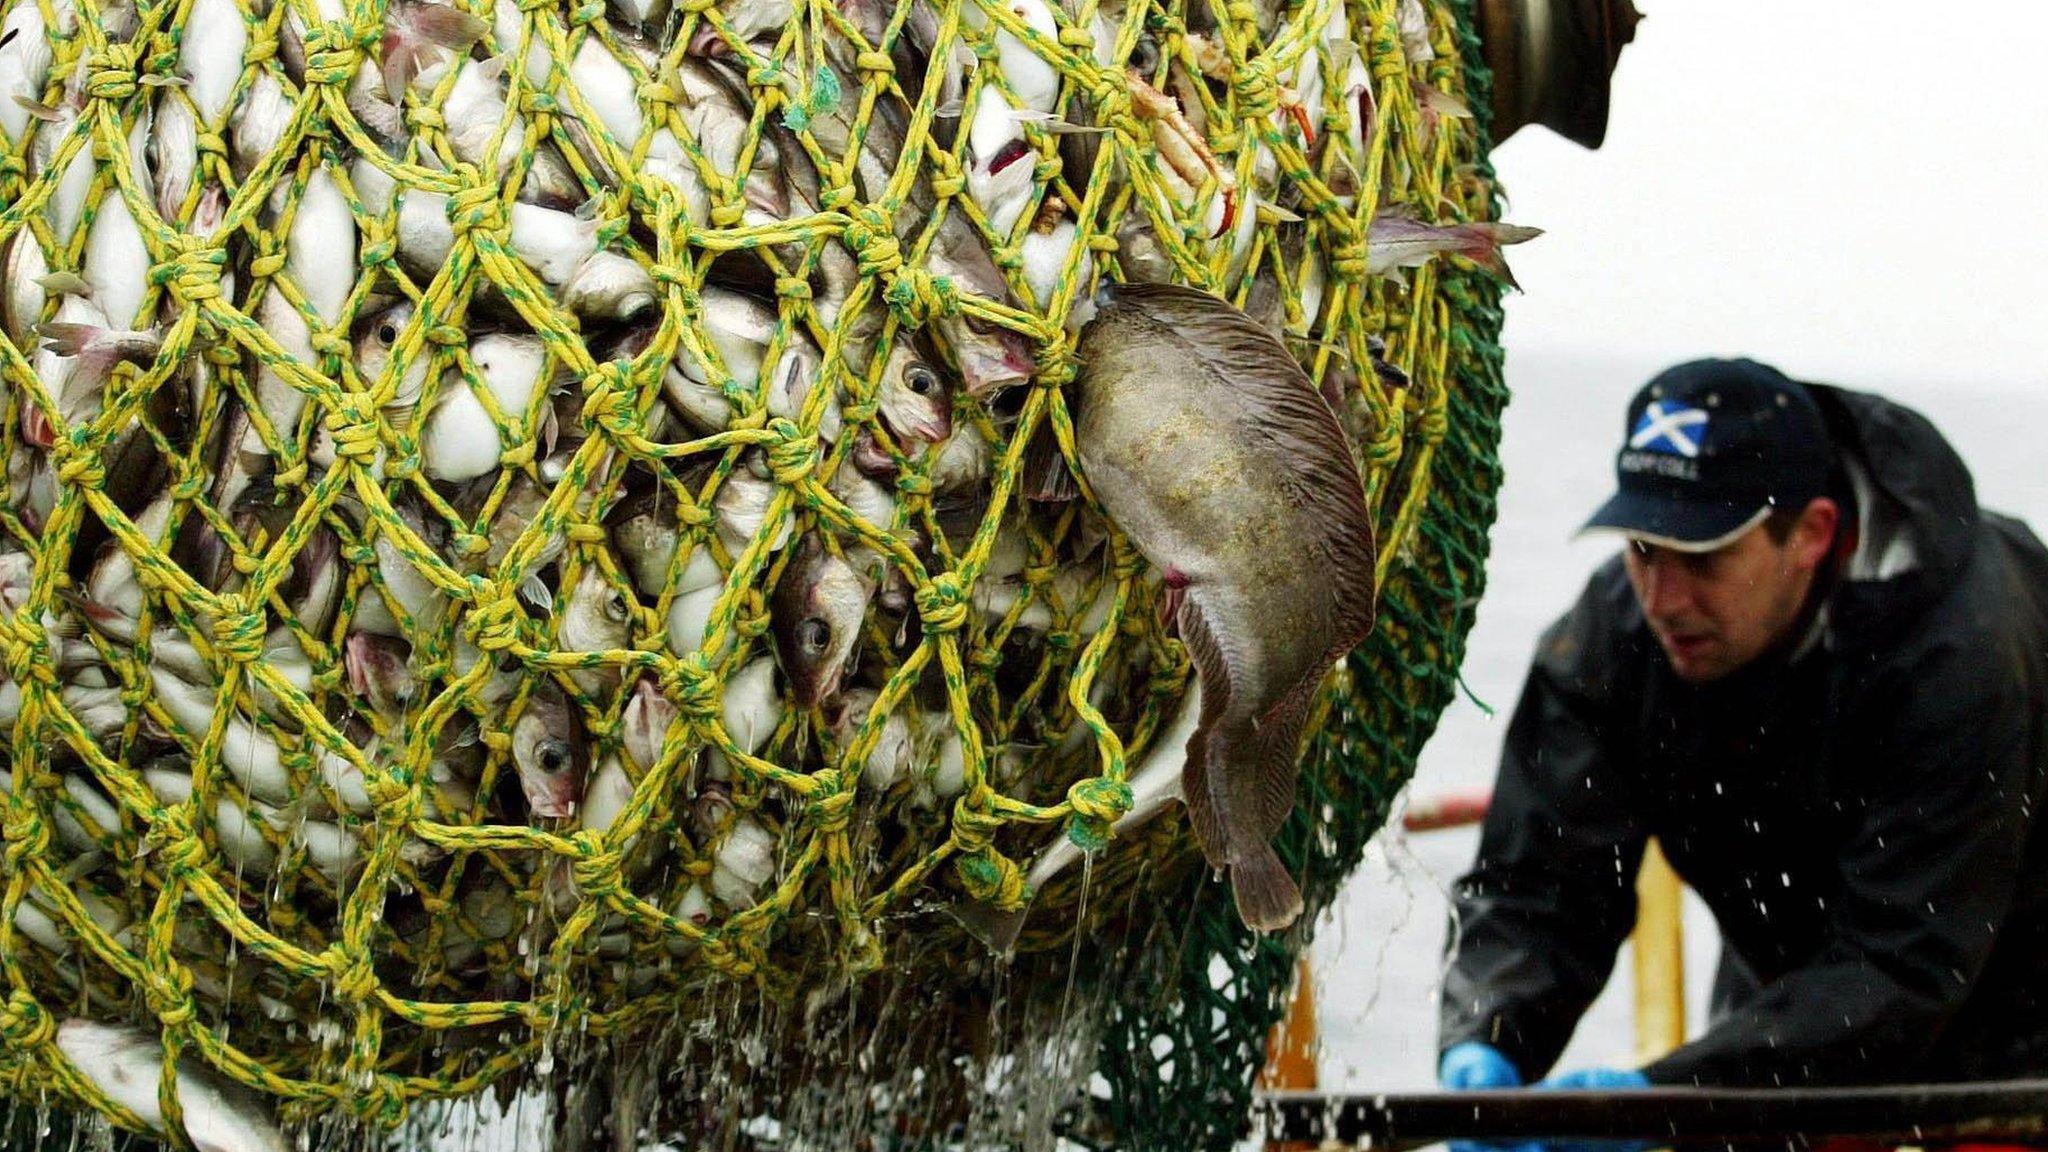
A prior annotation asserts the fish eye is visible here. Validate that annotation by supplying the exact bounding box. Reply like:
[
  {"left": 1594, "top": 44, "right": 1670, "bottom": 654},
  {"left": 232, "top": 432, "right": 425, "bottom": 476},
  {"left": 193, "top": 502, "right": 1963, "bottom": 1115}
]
[
  {"left": 604, "top": 591, "right": 628, "bottom": 622},
  {"left": 377, "top": 321, "right": 398, "bottom": 346},
  {"left": 799, "top": 617, "right": 831, "bottom": 653},
  {"left": 1131, "top": 36, "right": 1160, "bottom": 73},
  {"left": 538, "top": 742, "right": 570, "bottom": 775},
  {"left": 905, "top": 366, "right": 937, "bottom": 397}
]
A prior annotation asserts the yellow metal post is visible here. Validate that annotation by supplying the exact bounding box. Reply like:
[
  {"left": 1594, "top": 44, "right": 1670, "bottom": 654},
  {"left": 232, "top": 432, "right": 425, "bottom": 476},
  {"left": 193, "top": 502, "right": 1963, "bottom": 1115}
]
[
  {"left": 1262, "top": 957, "right": 1321, "bottom": 1151},
  {"left": 1632, "top": 838, "right": 1687, "bottom": 1061}
]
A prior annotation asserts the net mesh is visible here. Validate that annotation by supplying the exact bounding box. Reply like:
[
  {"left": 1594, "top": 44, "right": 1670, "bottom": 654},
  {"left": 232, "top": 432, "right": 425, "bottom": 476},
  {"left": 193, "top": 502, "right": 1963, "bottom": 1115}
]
[{"left": 0, "top": 0, "right": 1507, "bottom": 1140}]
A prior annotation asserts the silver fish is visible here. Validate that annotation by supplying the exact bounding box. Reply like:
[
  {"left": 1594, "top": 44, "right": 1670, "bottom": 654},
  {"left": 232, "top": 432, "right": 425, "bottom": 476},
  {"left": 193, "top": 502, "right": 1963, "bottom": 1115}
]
[
  {"left": 823, "top": 687, "right": 916, "bottom": 793},
  {"left": 245, "top": 169, "right": 355, "bottom": 459},
  {"left": 229, "top": 71, "right": 292, "bottom": 182},
  {"left": 150, "top": 93, "right": 199, "bottom": 221},
  {"left": 344, "top": 630, "right": 415, "bottom": 726},
  {"left": 28, "top": 61, "right": 92, "bottom": 243},
  {"left": 510, "top": 677, "right": 587, "bottom": 819},
  {"left": 557, "top": 563, "right": 630, "bottom": 696},
  {"left": 441, "top": 55, "right": 582, "bottom": 208},
  {"left": 0, "top": 0, "right": 61, "bottom": 144},
  {"left": 422, "top": 333, "right": 551, "bottom": 482},
  {"left": 1070, "top": 282, "right": 1378, "bottom": 932},
  {"left": 769, "top": 534, "right": 873, "bottom": 707},
  {"left": 53, "top": 1021, "right": 289, "bottom": 1152},
  {"left": 579, "top": 674, "right": 680, "bottom": 837},
  {"left": 178, "top": 0, "right": 246, "bottom": 125},
  {"left": 0, "top": 228, "right": 48, "bottom": 344}
]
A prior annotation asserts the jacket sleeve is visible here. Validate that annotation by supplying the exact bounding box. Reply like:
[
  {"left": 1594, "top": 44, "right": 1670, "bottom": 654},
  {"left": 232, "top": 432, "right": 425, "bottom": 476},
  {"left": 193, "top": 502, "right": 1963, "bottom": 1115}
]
[
  {"left": 1644, "top": 613, "right": 2040, "bottom": 1086},
  {"left": 1439, "top": 579, "right": 1649, "bottom": 1080}
]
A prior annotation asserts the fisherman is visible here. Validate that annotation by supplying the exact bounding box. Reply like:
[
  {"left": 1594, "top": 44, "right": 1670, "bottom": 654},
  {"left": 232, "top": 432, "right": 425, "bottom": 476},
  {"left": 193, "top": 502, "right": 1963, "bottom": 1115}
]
[{"left": 1437, "top": 358, "right": 2048, "bottom": 1109}]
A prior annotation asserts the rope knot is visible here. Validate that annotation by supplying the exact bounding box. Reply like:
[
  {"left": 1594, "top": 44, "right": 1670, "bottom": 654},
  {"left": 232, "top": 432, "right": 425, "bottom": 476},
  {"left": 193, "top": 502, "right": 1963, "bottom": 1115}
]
[
  {"left": 151, "top": 241, "right": 225, "bottom": 304},
  {"left": 210, "top": 608, "right": 266, "bottom": 664},
  {"left": 579, "top": 361, "right": 638, "bottom": 439},
  {"left": 568, "top": 834, "right": 625, "bottom": 897},
  {"left": 842, "top": 207, "right": 902, "bottom": 278},
  {"left": 0, "top": 989, "right": 53, "bottom": 1051},
  {"left": 0, "top": 614, "right": 58, "bottom": 690},
  {"left": 659, "top": 654, "right": 720, "bottom": 722},
  {"left": 445, "top": 177, "right": 507, "bottom": 238},
  {"left": 762, "top": 418, "right": 818, "bottom": 485},
  {"left": 329, "top": 950, "right": 381, "bottom": 1003},
  {"left": 143, "top": 965, "right": 196, "bottom": 1029},
  {"left": 301, "top": 21, "right": 367, "bottom": 88},
  {"left": 804, "top": 777, "right": 855, "bottom": 834},
  {"left": 50, "top": 434, "right": 106, "bottom": 491},
  {"left": 1, "top": 795, "right": 51, "bottom": 870},
  {"left": 882, "top": 269, "right": 957, "bottom": 327},
  {"left": 1063, "top": 775, "right": 1133, "bottom": 851},
  {"left": 83, "top": 44, "right": 138, "bottom": 101},
  {"left": 951, "top": 804, "right": 1026, "bottom": 910},
  {"left": 324, "top": 398, "right": 385, "bottom": 464},
  {"left": 462, "top": 588, "right": 527, "bottom": 653},
  {"left": 347, "top": 1074, "right": 408, "bottom": 1127},
  {"left": 914, "top": 573, "right": 970, "bottom": 634},
  {"left": 1329, "top": 236, "right": 1370, "bottom": 283},
  {"left": 1233, "top": 57, "right": 1281, "bottom": 121},
  {"left": 1032, "top": 332, "right": 1076, "bottom": 386}
]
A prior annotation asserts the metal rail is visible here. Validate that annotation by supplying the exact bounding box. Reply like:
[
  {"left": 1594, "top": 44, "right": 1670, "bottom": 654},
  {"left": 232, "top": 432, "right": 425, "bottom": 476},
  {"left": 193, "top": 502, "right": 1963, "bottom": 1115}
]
[{"left": 1254, "top": 1080, "right": 2048, "bottom": 1147}]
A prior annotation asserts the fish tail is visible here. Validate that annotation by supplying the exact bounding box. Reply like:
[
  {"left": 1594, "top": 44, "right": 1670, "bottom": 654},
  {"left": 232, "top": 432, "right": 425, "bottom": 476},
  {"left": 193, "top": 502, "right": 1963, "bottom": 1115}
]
[
  {"left": 1454, "top": 222, "right": 1543, "bottom": 290},
  {"left": 1230, "top": 839, "right": 1303, "bottom": 933},
  {"left": 38, "top": 322, "right": 159, "bottom": 392}
]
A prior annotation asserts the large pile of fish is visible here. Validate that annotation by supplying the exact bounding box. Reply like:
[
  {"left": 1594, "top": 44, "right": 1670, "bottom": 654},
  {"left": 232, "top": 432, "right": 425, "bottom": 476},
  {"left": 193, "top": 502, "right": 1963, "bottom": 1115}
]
[{"left": 0, "top": 0, "right": 1531, "bottom": 1133}]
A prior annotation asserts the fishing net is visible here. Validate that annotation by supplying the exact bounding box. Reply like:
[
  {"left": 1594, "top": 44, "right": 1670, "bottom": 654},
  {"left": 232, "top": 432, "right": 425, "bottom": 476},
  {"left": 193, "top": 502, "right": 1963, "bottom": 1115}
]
[{"left": 0, "top": 0, "right": 1508, "bottom": 1140}]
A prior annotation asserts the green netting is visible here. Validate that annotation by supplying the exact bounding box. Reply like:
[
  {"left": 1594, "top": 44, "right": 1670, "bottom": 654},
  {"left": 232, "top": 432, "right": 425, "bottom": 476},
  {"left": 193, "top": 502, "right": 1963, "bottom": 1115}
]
[{"left": 0, "top": 0, "right": 1509, "bottom": 1140}]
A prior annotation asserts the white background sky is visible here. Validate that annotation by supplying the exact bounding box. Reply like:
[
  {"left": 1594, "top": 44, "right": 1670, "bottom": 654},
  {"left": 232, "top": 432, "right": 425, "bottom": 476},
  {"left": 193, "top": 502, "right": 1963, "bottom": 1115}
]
[
  {"left": 1493, "top": 0, "right": 2048, "bottom": 393},
  {"left": 1313, "top": 0, "right": 2048, "bottom": 1093}
]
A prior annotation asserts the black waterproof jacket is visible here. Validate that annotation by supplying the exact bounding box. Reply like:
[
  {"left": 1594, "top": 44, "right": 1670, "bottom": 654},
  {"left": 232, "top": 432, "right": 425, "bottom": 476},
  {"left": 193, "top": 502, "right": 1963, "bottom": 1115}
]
[{"left": 1439, "top": 385, "right": 2048, "bottom": 1086}]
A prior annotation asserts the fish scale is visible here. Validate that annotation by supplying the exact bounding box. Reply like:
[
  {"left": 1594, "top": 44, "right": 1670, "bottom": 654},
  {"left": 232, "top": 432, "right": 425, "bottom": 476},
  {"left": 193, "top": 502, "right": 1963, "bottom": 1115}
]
[{"left": 0, "top": 0, "right": 1535, "bottom": 1143}]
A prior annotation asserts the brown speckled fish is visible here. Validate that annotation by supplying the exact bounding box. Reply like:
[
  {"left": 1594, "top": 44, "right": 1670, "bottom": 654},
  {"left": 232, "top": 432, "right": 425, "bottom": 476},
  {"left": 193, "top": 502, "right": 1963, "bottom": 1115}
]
[{"left": 1071, "top": 281, "right": 1377, "bottom": 932}]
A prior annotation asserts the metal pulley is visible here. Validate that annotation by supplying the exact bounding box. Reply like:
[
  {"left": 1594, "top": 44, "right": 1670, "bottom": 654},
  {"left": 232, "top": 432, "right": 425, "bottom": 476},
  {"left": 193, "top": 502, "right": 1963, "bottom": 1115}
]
[{"left": 1479, "top": 0, "right": 1643, "bottom": 149}]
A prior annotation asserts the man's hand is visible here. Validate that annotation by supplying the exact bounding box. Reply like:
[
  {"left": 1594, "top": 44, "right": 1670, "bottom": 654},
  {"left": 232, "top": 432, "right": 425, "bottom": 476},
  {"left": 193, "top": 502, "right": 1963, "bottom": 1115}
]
[
  {"left": 1532, "top": 1066, "right": 1654, "bottom": 1152},
  {"left": 1439, "top": 1041, "right": 1523, "bottom": 1089},
  {"left": 1440, "top": 1043, "right": 1544, "bottom": 1152}
]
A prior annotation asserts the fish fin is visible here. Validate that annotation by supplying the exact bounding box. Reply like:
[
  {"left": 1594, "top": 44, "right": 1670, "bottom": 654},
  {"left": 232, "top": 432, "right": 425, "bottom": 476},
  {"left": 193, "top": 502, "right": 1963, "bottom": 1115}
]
[
  {"left": 475, "top": 54, "right": 509, "bottom": 83},
  {"left": 933, "top": 98, "right": 964, "bottom": 119},
  {"left": 521, "top": 573, "right": 553, "bottom": 612},
  {"left": 1413, "top": 82, "right": 1471, "bottom": 119},
  {"left": 1174, "top": 594, "right": 1234, "bottom": 870},
  {"left": 1022, "top": 420, "right": 1079, "bottom": 503},
  {"left": 949, "top": 896, "right": 1030, "bottom": 956},
  {"left": 36, "top": 270, "right": 92, "bottom": 296},
  {"left": 13, "top": 95, "right": 61, "bottom": 122},
  {"left": 405, "top": 1, "right": 491, "bottom": 52},
  {"left": 1230, "top": 838, "right": 1303, "bottom": 932}
]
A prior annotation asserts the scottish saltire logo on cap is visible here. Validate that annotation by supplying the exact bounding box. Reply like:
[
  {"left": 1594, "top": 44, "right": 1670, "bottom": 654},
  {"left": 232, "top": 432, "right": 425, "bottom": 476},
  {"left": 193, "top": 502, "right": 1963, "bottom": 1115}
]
[{"left": 1629, "top": 400, "right": 1709, "bottom": 458}]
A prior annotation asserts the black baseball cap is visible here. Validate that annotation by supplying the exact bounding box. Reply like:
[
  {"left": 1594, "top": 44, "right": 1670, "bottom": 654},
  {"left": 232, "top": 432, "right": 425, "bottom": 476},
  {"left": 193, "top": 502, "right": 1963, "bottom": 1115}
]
[{"left": 1581, "top": 358, "right": 1834, "bottom": 552}]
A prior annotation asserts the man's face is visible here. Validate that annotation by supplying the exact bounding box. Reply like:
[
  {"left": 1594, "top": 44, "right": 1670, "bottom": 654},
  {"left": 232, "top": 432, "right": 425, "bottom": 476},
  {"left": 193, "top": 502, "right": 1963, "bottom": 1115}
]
[{"left": 1622, "top": 502, "right": 1837, "bottom": 683}]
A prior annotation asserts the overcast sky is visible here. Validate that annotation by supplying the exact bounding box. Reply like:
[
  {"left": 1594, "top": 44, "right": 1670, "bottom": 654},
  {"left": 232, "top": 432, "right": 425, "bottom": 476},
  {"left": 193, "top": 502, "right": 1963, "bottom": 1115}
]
[{"left": 1488, "top": 0, "right": 2048, "bottom": 394}]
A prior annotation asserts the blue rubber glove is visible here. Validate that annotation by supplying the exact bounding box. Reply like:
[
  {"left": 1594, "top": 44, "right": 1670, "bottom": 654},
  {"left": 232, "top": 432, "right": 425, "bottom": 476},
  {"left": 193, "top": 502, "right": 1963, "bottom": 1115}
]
[
  {"left": 1440, "top": 1043, "right": 1545, "bottom": 1152},
  {"left": 1533, "top": 1067, "right": 1654, "bottom": 1152},
  {"left": 1439, "top": 1041, "right": 1523, "bottom": 1089}
]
